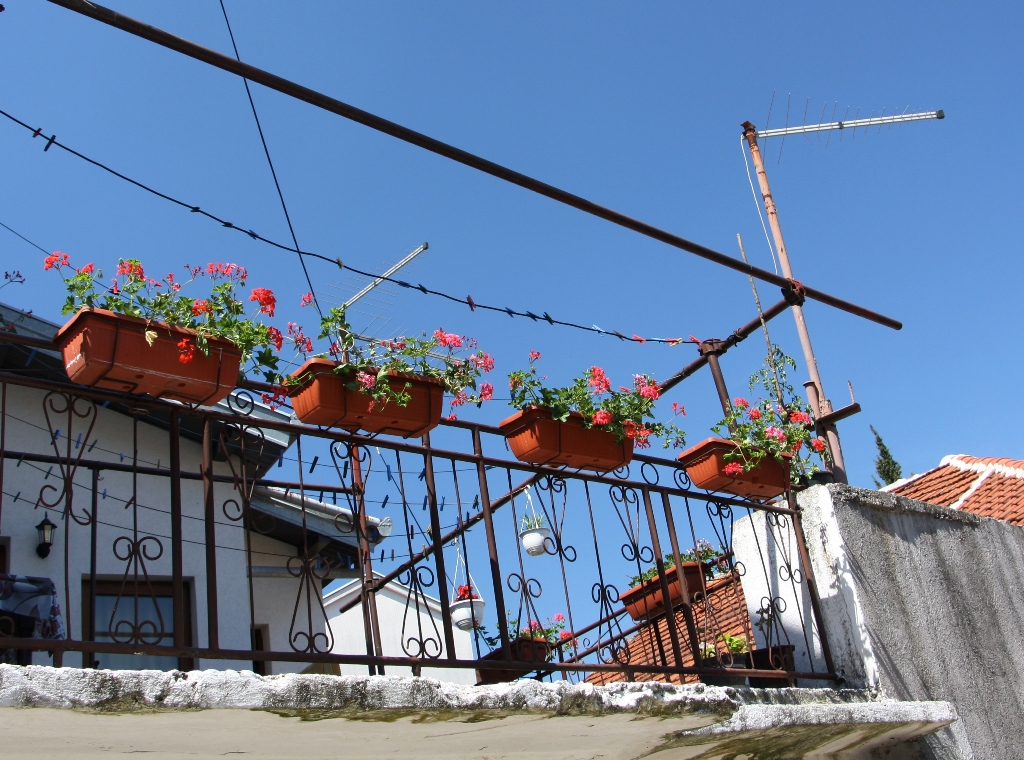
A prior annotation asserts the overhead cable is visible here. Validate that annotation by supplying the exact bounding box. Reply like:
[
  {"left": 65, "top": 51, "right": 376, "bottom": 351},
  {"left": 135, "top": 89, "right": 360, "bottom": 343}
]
[
  {"left": 42, "top": 0, "right": 902, "bottom": 331},
  {"left": 0, "top": 106, "right": 689, "bottom": 345}
]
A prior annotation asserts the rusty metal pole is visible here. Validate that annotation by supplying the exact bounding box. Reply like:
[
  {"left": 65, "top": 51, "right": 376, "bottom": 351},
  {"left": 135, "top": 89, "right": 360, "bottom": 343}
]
[
  {"left": 741, "top": 122, "right": 848, "bottom": 484},
  {"left": 699, "top": 340, "right": 734, "bottom": 425}
]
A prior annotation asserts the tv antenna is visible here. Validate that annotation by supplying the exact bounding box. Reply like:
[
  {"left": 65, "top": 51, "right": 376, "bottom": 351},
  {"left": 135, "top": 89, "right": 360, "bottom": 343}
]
[
  {"left": 741, "top": 105, "right": 944, "bottom": 484},
  {"left": 320, "top": 242, "right": 430, "bottom": 346}
]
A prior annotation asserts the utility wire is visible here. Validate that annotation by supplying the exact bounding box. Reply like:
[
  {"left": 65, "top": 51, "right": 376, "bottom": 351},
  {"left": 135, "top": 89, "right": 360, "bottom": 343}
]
[
  {"left": 0, "top": 106, "right": 687, "bottom": 345},
  {"left": 0, "top": 220, "right": 49, "bottom": 255},
  {"left": 217, "top": 0, "right": 320, "bottom": 316}
]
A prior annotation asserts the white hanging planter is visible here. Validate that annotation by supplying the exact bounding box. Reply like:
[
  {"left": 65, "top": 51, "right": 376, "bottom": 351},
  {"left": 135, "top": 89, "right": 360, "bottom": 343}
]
[
  {"left": 449, "top": 598, "right": 486, "bottom": 630},
  {"left": 519, "top": 526, "right": 551, "bottom": 556}
]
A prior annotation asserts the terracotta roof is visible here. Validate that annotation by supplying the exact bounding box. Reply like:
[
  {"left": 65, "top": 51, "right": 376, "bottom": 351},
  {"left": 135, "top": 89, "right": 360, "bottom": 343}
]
[{"left": 886, "top": 455, "right": 1024, "bottom": 525}]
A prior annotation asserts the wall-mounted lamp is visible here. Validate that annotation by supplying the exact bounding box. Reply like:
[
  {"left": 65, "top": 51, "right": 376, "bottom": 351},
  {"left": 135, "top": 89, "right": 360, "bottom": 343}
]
[{"left": 35, "top": 515, "right": 57, "bottom": 558}]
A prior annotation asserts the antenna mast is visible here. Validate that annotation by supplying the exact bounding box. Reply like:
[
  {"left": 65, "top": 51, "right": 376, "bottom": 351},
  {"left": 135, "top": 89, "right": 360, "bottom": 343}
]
[{"left": 740, "top": 108, "right": 943, "bottom": 484}]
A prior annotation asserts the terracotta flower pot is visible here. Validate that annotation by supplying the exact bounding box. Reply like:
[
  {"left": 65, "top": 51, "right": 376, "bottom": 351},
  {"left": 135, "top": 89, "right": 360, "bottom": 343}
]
[
  {"left": 676, "top": 437, "right": 792, "bottom": 501},
  {"left": 476, "top": 636, "right": 552, "bottom": 685},
  {"left": 499, "top": 406, "right": 633, "bottom": 473},
  {"left": 288, "top": 358, "right": 444, "bottom": 437},
  {"left": 619, "top": 562, "right": 704, "bottom": 621},
  {"left": 54, "top": 308, "right": 241, "bottom": 405}
]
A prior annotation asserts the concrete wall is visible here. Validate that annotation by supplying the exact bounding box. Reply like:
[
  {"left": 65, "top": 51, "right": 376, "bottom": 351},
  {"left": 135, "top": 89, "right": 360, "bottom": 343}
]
[{"left": 797, "top": 484, "right": 1024, "bottom": 760}]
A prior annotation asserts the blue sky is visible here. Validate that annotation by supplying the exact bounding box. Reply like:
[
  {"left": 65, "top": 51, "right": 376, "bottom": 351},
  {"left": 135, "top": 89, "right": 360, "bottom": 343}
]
[{"left": 1, "top": 0, "right": 1021, "bottom": 487}]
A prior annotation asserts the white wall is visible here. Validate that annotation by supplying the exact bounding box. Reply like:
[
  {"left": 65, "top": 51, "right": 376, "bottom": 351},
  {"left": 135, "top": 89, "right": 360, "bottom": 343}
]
[
  {"left": 325, "top": 580, "right": 476, "bottom": 684},
  {"left": 0, "top": 384, "right": 267, "bottom": 669},
  {"left": 731, "top": 506, "right": 828, "bottom": 682}
]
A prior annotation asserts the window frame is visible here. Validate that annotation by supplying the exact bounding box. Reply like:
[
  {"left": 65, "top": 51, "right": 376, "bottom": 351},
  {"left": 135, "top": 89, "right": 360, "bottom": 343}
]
[{"left": 81, "top": 578, "right": 193, "bottom": 671}]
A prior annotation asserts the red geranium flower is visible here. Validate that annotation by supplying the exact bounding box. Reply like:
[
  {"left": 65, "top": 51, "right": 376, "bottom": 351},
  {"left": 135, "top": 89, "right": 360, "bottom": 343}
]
[{"left": 249, "top": 287, "right": 276, "bottom": 317}]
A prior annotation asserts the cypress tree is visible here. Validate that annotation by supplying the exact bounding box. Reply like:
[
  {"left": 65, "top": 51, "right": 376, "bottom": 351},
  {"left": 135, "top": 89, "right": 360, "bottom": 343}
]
[{"left": 870, "top": 425, "right": 903, "bottom": 487}]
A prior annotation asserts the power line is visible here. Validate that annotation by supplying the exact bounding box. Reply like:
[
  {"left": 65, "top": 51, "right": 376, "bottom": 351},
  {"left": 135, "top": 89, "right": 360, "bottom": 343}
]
[
  {"left": 0, "top": 220, "right": 49, "bottom": 255},
  {"left": 0, "top": 106, "right": 691, "bottom": 345},
  {"left": 217, "top": 0, "right": 320, "bottom": 316},
  {"left": 43, "top": 0, "right": 903, "bottom": 331}
]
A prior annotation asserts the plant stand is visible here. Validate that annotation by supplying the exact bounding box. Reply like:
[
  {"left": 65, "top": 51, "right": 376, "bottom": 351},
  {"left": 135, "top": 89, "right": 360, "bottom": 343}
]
[
  {"left": 676, "top": 437, "right": 792, "bottom": 501},
  {"left": 619, "top": 563, "right": 704, "bottom": 621},
  {"left": 748, "top": 645, "right": 797, "bottom": 687},
  {"left": 475, "top": 636, "right": 552, "bottom": 685},
  {"left": 55, "top": 308, "right": 241, "bottom": 405},
  {"left": 289, "top": 358, "right": 444, "bottom": 437},
  {"left": 699, "top": 655, "right": 750, "bottom": 687},
  {"left": 499, "top": 406, "right": 633, "bottom": 472}
]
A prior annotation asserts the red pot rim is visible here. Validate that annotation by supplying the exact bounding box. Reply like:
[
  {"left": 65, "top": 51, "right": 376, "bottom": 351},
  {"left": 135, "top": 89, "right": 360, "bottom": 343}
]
[
  {"left": 55, "top": 307, "right": 239, "bottom": 352},
  {"left": 287, "top": 358, "right": 444, "bottom": 397},
  {"left": 676, "top": 436, "right": 794, "bottom": 468},
  {"left": 499, "top": 406, "right": 588, "bottom": 435}
]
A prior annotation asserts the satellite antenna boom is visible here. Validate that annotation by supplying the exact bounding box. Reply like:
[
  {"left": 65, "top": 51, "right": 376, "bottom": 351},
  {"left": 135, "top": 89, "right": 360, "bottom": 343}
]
[
  {"left": 344, "top": 242, "right": 428, "bottom": 308},
  {"left": 755, "top": 109, "right": 943, "bottom": 140}
]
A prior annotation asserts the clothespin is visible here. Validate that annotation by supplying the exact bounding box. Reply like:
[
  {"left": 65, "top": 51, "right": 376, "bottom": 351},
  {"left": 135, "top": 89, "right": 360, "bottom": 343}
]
[
  {"left": 102, "top": 489, "right": 107, "bottom": 499},
  {"left": 467, "top": 295, "right": 476, "bottom": 311},
  {"left": 87, "top": 439, "right": 97, "bottom": 452},
  {"left": 309, "top": 456, "right": 318, "bottom": 473},
  {"left": 381, "top": 494, "right": 389, "bottom": 509},
  {"left": 277, "top": 453, "right": 284, "bottom": 467},
  {"left": 421, "top": 495, "right": 428, "bottom": 510},
  {"left": 472, "top": 495, "right": 480, "bottom": 510},
  {"left": 342, "top": 461, "right": 349, "bottom": 479},
  {"left": 119, "top": 452, "right": 124, "bottom": 462},
  {"left": 44, "top": 467, "right": 52, "bottom": 480},
  {"left": 52, "top": 429, "right": 61, "bottom": 441},
  {"left": 418, "top": 468, "right": 425, "bottom": 481},
  {"left": 24, "top": 349, "right": 37, "bottom": 367},
  {"left": 385, "top": 461, "right": 393, "bottom": 481},
  {"left": 12, "top": 491, "right": 20, "bottom": 502},
  {"left": 43, "top": 135, "right": 56, "bottom": 151}
]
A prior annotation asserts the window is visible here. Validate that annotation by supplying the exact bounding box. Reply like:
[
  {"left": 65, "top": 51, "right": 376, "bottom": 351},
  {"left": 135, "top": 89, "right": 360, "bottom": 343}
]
[{"left": 82, "top": 580, "right": 193, "bottom": 671}]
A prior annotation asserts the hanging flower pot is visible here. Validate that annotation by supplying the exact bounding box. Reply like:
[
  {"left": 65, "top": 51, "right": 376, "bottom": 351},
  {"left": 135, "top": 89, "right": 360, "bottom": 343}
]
[
  {"left": 619, "top": 562, "right": 705, "bottom": 621},
  {"left": 519, "top": 526, "right": 551, "bottom": 556},
  {"left": 677, "top": 438, "right": 792, "bottom": 501},
  {"left": 55, "top": 308, "right": 242, "bottom": 405},
  {"left": 288, "top": 358, "right": 444, "bottom": 437},
  {"left": 449, "top": 584, "right": 485, "bottom": 630},
  {"left": 500, "top": 406, "right": 633, "bottom": 472},
  {"left": 449, "top": 598, "right": 486, "bottom": 631}
]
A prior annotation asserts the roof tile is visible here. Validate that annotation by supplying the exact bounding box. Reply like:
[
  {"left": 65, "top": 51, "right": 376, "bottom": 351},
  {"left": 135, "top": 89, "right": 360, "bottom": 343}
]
[{"left": 889, "top": 454, "right": 1024, "bottom": 526}]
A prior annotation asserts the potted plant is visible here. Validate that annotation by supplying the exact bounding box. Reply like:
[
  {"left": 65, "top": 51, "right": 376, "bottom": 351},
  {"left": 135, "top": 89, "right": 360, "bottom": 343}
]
[
  {"left": 476, "top": 613, "right": 571, "bottom": 685},
  {"left": 699, "top": 632, "right": 750, "bottom": 687},
  {"left": 501, "top": 352, "right": 686, "bottom": 472},
  {"left": 619, "top": 539, "right": 725, "bottom": 621},
  {"left": 677, "top": 346, "right": 829, "bottom": 501},
  {"left": 287, "top": 305, "right": 495, "bottom": 437},
  {"left": 449, "top": 584, "right": 486, "bottom": 631},
  {"left": 46, "top": 255, "right": 282, "bottom": 405},
  {"left": 518, "top": 513, "right": 551, "bottom": 557},
  {"left": 748, "top": 603, "right": 796, "bottom": 688}
]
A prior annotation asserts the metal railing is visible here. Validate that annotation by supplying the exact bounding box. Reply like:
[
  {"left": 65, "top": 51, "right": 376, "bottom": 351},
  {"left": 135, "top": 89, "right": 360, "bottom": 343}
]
[{"left": 0, "top": 345, "right": 837, "bottom": 686}]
